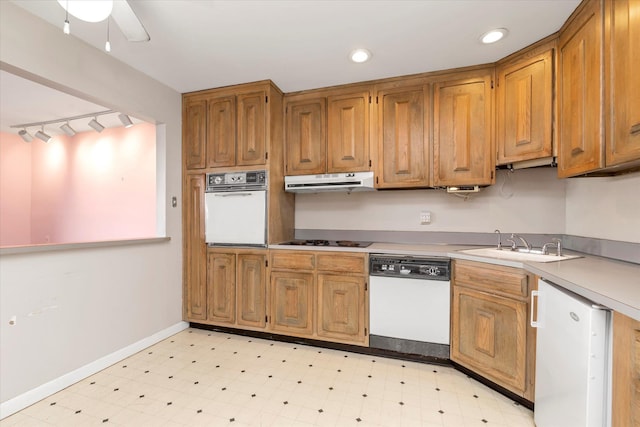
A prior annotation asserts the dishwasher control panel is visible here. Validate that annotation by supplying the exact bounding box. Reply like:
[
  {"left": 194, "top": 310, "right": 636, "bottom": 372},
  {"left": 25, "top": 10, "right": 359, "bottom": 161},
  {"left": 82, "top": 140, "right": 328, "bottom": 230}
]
[{"left": 369, "top": 255, "right": 450, "bottom": 281}]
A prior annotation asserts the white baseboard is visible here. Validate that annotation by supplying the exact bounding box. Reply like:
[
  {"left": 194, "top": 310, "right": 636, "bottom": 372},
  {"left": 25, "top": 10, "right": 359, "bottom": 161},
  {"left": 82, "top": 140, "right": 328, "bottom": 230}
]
[{"left": 0, "top": 321, "right": 189, "bottom": 420}]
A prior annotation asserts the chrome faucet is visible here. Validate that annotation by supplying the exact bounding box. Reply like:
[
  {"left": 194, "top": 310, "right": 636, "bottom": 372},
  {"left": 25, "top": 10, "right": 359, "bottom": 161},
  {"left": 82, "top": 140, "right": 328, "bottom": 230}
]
[
  {"left": 510, "top": 233, "right": 532, "bottom": 251},
  {"left": 494, "top": 229, "right": 502, "bottom": 250},
  {"left": 542, "top": 238, "right": 563, "bottom": 256}
]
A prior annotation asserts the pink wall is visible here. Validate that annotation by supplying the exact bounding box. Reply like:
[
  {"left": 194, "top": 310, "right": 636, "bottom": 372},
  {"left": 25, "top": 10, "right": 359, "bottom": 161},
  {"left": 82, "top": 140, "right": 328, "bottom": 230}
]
[
  {"left": 0, "top": 132, "right": 32, "bottom": 245},
  {"left": 0, "top": 123, "right": 156, "bottom": 246}
]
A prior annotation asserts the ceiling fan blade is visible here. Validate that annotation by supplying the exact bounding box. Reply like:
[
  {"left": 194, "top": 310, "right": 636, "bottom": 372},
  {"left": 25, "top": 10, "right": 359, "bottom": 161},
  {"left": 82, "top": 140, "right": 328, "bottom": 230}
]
[{"left": 111, "top": 0, "right": 150, "bottom": 42}]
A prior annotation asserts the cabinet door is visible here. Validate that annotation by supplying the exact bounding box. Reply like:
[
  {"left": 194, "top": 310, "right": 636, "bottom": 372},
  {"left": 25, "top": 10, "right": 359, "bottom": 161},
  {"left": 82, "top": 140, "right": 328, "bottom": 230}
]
[
  {"left": 327, "top": 91, "right": 370, "bottom": 173},
  {"left": 184, "top": 174, "right": 206, "bottom": 321},
  {"left": 207, "top": 95, "right": 237, "bottom": 168},
  {"left": 497, "top": 50, "right": 553, "bottom": 165},
  {"left": 611, "top": 311, "right": 640, "bottom": 427},
  {"left": 237, "top": 253, "right": 267, "bottom": 329},
  {"left": 434, "top": 73, "right": 494, "bottom": 186},
  {"left": 376, "top": 86, "right": 429, "bottom": 188},
  {"left": 183, "top": 99, "right": 207, "bottom": 170},
  {"left": 605, "top": 0, "right": 640, "bottom": 166},
  {"left": 317, "top": 274, "right": 366, "bottom": 345},
  {"left": 285, "top": 98, "right": 326, "bottom": 175},
  {"left": 451, "top": 286, "right": 527, "bottom": 396},
  {"left": 237, "top": 91, "right": 267, "bottom": 166},
  {"left": 270, "top": 271, "right": 314, "bottom": 336},
  {"left": 558, "top": 0, "right": 604, "bottom": 177},
  {"left": 206, "top": 252, "right": 236, "bottom": 323}
]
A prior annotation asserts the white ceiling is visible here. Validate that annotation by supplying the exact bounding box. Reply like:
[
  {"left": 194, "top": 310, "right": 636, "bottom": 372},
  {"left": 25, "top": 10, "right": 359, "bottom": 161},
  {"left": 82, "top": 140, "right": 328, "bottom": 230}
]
[{"left": 3, "top": 0, "right": 581, "bottom": 134}]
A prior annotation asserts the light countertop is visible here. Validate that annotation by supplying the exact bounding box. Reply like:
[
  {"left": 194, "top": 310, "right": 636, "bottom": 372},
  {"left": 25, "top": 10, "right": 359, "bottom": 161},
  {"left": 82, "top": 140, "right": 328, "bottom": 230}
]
[{"left": 270, "top": 242, "right": 640, "bottom": 321}]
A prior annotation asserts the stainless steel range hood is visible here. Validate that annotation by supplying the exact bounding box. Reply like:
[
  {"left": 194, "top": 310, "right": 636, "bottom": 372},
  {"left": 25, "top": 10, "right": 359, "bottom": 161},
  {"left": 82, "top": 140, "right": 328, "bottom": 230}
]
[{"left": 284, "top": 171, "right": 375, "bottom": 193}]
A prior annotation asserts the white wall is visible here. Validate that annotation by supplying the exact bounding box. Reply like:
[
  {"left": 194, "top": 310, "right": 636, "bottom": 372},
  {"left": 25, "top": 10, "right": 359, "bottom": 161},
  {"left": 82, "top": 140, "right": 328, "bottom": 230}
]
[
  {"left": 296, "top": 168, "right": 567, "bottom": 234},
  {"left": 565, "top": 172, "right": 640, "bottom": 243},
  {"left": 0, "top": 2, "right": 183, "bottom": 406}
]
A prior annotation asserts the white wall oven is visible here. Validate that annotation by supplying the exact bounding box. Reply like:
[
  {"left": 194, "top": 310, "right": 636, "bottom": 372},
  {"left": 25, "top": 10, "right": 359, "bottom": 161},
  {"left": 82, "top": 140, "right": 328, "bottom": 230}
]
[{"left": 205, "top": 170, "right": 267, "bottom": 247}]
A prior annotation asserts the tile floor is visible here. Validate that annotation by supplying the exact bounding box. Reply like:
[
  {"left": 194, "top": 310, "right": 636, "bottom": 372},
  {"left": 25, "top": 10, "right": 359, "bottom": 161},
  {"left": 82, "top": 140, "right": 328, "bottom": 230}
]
[{"left": 1, "top": 328, "right": 534, "bottom": 426}]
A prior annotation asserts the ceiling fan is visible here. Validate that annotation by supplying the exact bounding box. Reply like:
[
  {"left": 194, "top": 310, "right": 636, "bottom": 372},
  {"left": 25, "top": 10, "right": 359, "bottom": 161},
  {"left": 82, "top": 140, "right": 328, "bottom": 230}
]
[{"left": 57, "top": 0, "right": 150, "bottom": 42}]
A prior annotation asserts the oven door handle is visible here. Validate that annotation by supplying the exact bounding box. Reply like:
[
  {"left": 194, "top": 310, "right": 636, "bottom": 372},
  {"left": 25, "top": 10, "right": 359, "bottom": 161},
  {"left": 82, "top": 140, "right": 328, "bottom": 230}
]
[{"left": 213, "top": 192, "right": 254, "bottom": 197}]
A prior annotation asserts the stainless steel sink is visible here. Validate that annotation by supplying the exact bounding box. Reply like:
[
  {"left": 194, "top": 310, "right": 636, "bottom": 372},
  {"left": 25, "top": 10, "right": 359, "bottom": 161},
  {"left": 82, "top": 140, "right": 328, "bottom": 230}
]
[{"left": 458, "top": 247, "right": 581, "bottom": 263}]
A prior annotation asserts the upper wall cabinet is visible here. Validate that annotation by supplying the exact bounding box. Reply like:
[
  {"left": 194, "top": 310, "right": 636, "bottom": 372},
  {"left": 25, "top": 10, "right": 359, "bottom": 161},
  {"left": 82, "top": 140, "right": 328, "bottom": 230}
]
[
  {"left": 496, "top": 42, "right": 555, "bottom": 166},
  {"left": 557, "top": 0, "right": 604, "bottom": 177},
  {"left": 433, "top": 69, "right": 495, "bottom": 186},
  {"left": 604, "top": 0, "right": 640, "bottom": 168},
  {"left": 183, "top": 81, "right": 282, "bottom": 170},
  {"left": 374, "top": 82, "right": 430, "bottom": 188},
  {"left": 284, "top": 88, "right": 371, "bottom": 176}
]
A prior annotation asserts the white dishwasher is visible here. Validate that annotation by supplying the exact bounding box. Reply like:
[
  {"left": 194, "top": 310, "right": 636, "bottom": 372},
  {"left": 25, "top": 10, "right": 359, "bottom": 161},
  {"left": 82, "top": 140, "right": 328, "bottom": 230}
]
[{"left": 369, "top": 254, "right": 451, "bottom": 359}]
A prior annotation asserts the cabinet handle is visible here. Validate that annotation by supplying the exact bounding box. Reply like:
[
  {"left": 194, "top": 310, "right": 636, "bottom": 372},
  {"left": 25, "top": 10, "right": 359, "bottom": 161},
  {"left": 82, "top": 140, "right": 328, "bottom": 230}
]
[
  {"left": 630, "top": 123, "right": 640, "bottom": 136},
  {"left": 530, "top": 290, "right": 540, "bottom": 328}
]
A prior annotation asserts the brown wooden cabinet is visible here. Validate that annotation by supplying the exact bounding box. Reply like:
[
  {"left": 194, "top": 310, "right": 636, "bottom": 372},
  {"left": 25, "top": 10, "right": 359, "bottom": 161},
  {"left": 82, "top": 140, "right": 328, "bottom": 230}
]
[
  {"left": 558, "top": 0, "right": 604, "bottom": 177},
  {"left": 271, "top": 271, "right": 315, "bottom": 336},
  {"left": 183, "top": 81, "right": 281, "bottom": 170},
  {"left": 604, "top": 0, "right": 640, "bottom": 169},
  {"left": 451, "top": 260, "right": 535, "bottom": 401},
  {"left": 433, "top": 69, "right": 495, "bottom": 186},
  {"left": 611, "top": 311, "right": 640, "bottom": 427},
  {"left": 285, "top": 97, "right": 326, "bottom": 175},
  {"left": 183, "top": 173, "right": 207, "bottom": 321},
  {"left": 496, "top": 43, "right": 554, "bottom": 166},
  {"left": 186, "top": 247, "right": 268, "bottom": 331},
  {"left": 559, "top": 0, "right": 640, "bottom": 177},
  {"left": 285, "top": 89, "right": 371, "bottom": 176},
  {"left": 207, "top": 251, "right": 236, "bottom": 323},
  {"left": 374, "top": 84, "right": 430, "bottom": 188},
  {"left": 269, "top": 250, "right": 368, "bottom": 346},
  {"left": 237, "top": 253, "right": 268, "bottom": 329}
]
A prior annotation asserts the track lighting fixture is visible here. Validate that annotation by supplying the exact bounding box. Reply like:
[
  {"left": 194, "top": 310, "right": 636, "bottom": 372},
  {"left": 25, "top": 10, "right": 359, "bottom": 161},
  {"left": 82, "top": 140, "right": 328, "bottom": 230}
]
[
  {"left": 60, "top": 122, "right": 77, "bottom": 136},
  {"left": 88, "top": 117, "right": 105, "bottom": 133},
  {"left": 118, "top": 113, "right": 133, "bottom": 128},
  {"left": 35, "top": 127, "right": 53, "bottom": 143},
  {"left": 11, "top": 110, "right": 135, "bottom": 141},
  {"left": 19, "top": 129, "right": 33, "bottom": 142}
]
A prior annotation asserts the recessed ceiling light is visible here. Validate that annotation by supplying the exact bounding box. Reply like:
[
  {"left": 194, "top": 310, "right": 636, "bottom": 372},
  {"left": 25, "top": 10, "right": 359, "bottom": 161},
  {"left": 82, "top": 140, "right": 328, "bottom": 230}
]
[
  {"left": 481, "top": 28, "right": 508, "bottom": 44},
  {"left": 350, "top": 48, "right": 372, "bottom": 63}
]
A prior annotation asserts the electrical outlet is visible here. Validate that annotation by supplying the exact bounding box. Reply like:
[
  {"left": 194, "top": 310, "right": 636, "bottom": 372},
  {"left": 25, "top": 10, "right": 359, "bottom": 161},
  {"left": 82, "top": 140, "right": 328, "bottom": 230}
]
[{"left": 420, "top": 210, "right": 431, "bottom": 225}]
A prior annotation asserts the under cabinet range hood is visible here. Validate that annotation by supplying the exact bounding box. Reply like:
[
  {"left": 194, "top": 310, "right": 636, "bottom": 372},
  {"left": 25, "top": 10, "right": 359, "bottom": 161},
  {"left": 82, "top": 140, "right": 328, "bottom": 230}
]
[{"left": 285, "top": 171, "right": 375, "bottom": 193}]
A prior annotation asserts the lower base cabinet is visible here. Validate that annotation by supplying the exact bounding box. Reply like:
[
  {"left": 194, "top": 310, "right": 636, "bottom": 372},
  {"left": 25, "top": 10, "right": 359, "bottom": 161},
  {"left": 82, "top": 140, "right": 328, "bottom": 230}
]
[
  {"left": 269, "top": 250, "right": 369, "bottom": 346},
  {"left": 188, "top": 248, "right": 267, "bottom": 332},
  {"left": 612, "top": 311, "right": 640, "bottom": 427},
  {"left": 451, "top": 260, "right": 536, "bottom": 401}
]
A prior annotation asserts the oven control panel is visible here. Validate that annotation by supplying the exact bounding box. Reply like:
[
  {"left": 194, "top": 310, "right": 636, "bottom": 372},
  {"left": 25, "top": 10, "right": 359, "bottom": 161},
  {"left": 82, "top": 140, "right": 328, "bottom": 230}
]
[
  {"left": 206, "top": 170, "right": 267, "bottom": 191},
  {"left": 369, "top": 255, "right": 450, "bottom": 281}
]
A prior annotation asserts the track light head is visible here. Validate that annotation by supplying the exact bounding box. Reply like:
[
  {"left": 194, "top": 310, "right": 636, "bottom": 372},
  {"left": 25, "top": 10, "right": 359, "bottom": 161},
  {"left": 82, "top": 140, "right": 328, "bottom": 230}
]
[
  {"left": 118, "top": 113, "right": 133, "bottom": 128},
  {"left": 35, "top": 127, "right": 53, "bottom": 143},
  {"left": 88, "top": 117, "right": 105, "bottom": 133},
  {"left": 60, "top": 122, "right": 76, "bottom": 136},
  {"left": 19, "top": 129, "right": 34, "bottom": 142}
]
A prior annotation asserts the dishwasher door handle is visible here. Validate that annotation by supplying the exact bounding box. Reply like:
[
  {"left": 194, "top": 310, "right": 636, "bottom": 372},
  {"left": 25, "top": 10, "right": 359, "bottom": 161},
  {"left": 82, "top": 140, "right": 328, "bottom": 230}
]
[{"left": 530, "top": 290, "right": 540, "bottom": 328}]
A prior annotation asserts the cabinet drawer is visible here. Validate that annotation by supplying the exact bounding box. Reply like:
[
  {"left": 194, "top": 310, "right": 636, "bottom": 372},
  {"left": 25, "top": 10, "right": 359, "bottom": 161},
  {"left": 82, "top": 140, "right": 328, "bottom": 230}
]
[
  {"left": 316, "top": 253, "right": 366, "bottom": 274},
  {"left": 270, "top": 251, "right": 315, "bottom": 270},
  {"left": 454, "top": 260, "right": 528, "bottom": 298}
]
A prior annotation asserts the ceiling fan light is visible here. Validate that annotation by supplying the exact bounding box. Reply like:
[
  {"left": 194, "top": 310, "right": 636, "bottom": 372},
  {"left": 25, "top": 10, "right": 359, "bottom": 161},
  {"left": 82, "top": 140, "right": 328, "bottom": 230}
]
[
  {"left": 19, "top": 129, "right": 33, "bottom": 142},
  {"left": 57, "top": 0, "right": 113, "bottom": 23},
  {"left": 88, "top": 117, "right": 105, "bottom": 133},
  {"left": 118, "top": 113, "right": 133, "bottom": 128},
  {"left": 35, "top": 128, "right": 53, "bottom": 143},
  {"left": 481, "top": 28, "right": 508, "bottom": 44},
  {"left": 350, "top": 48, "right": 372, "bottom": 63},
  {"left": 60, "top": 122, "right": 76, "bottom": 136}
]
